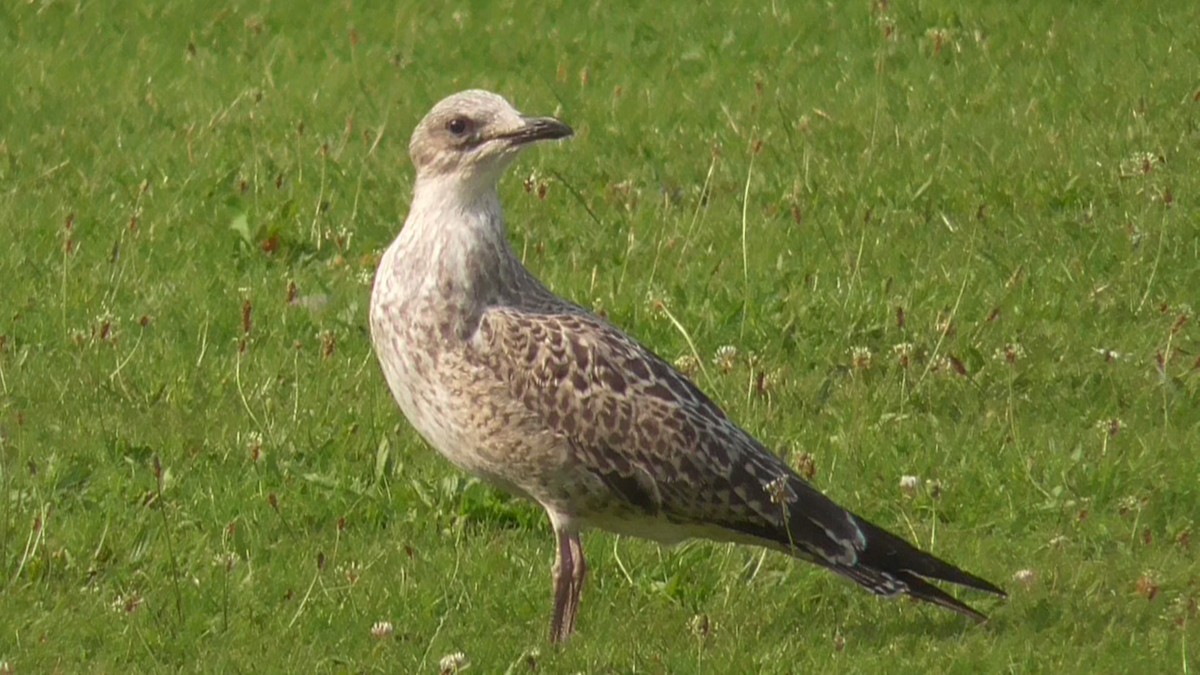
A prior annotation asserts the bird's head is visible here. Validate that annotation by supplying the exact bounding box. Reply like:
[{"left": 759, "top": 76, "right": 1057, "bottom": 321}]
[{"left": 409, "top": 90, "right": 573, "bottom": 191}]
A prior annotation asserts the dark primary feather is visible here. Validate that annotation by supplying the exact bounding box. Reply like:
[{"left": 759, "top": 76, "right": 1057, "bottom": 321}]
[{"left": 474, "top": 305, "right": 1005, "bottom": 618}]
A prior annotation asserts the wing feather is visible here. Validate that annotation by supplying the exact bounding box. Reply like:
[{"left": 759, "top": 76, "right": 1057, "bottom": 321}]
[{"left": 472, "top": 306, "right": 864, "bottom": 564}]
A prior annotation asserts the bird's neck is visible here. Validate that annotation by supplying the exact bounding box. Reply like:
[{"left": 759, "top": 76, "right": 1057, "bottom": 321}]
[{"left": 391, "top": 175, "right": 524, "bottom": 307}]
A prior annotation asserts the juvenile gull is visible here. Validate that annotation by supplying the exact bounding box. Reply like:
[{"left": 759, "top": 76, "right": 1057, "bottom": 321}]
[{"left": 370, "top": 90, "right": 1005, "bottom": 643}]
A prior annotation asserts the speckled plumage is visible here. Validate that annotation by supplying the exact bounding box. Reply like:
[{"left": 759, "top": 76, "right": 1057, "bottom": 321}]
[{"left": 370, "top": 90, "right": 1004, "bottom": 643}]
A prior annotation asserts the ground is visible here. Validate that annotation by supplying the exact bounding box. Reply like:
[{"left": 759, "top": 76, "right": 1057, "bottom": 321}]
[{"left": 1, "top": 1, "right": 1198, "bottom": 672}]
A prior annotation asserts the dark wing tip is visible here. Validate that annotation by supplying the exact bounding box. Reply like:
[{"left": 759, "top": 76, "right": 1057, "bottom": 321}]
[
  {"left": 959, "top": 572, "right": 1008, "bottom": 599},
  {"left": 852, "top": 516, "right": 1007, "bottom": 598},
  {"left": 899, "top": 572, "right": 994, "bottom": 622}
]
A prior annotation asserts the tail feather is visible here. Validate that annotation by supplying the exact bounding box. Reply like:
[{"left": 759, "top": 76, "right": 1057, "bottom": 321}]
[
  {"left": 721, "top": 471, "right": 1005, "bottom": 620},
  {"left": 896, "top": 571, "right": 991, "bottom": 622},
  {"left": 828, "top": 560, "right": 992, "bottom": 622},
  {"left": 768, "top": 486, "right": 1006, "bottom": 619}
]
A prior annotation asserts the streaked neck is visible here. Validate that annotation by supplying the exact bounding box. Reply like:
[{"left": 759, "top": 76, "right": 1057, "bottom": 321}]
[{"left": 393, "top": 174, "right": 520, "bottom": 306}]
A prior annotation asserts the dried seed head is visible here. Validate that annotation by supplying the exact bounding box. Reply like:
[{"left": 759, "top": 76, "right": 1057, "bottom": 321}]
[
  {"left": 793, "top": 452, "right": 817, "bottom": 481},
  {"left": 936, "top": 312, "right": 956, "bottom": 337},
  {"left": 241, "top": 299, "right": 253, "bottom": 335},
  {"left": 673, "top": 354, "right": 700, "bottom": 376},
  {"left": 688, "top": 613, "right": 714, "bottom": 638},
  {"left": 763, "top": 475, "right": 794, "bottom": 506},
  {"left": 1135, "top": 573, "right": 1160, "bottom": 601},
  {"left": 925, "top": 479, "right": 943, "bottom": 500},
  {"left": 321, "top": 331, "right": 337, "bottom": 359}
]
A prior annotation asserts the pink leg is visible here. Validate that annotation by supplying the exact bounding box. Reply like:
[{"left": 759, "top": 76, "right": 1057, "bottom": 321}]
[{"left": 549, "top": 528, "right": 587, "bottom": 644}]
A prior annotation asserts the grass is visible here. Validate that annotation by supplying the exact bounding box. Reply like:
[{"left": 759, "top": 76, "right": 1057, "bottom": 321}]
[{"left": 2, "top": 0, "right": 1198, "bottom": 671}]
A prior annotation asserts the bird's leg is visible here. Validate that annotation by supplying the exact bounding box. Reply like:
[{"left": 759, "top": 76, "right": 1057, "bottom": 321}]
[
  {"left": 567, "top": 533, "right": 587, "bottom": 631},
  {"left": 549, "top": 529, "right": 587, "bottom": 643}
]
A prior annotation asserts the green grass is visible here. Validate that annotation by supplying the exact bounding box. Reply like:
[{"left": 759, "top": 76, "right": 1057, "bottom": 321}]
[{"left": 2, "top": 1, "right": 1198, "bottom": 671}]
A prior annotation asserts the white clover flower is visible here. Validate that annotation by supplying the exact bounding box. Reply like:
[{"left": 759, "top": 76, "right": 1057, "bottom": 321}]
[
  {"left": 1013, "top": 569, "right": 1036, "bottom": 588},
  {"left": 925, "top": 27, "right": 957, "bottom": 56},
  {"left": 1119, "top": 151, "right": 1159, "bottom": 177},
  {"left": 439, "top": 651, "right": 470, "bottom": 674},
  {"left": 713, "top": 345, "right": 738, "bottom": 371},
  {"left": 993, "top": 343, "right": 1025, "bottom": 364},
  {"left": 760, "top": 368, "right": 782, "bottom": 391},
  {"left": 899, "top": 475, "right": 920, "bottom": 496},
  {"left": 333, "top": 226, "right": 353, "bottom": 250},
  {"left": 246, "top": 430, "right": 265, "bottom": 463},
  {"left": 370, "top": 620, "right": 394, "bottom": 640},
  {"left": 213, "top": 552, "right": 238, "bottom": 572},
  {"left": 1095, "top": 418, "right": 1123, "bottom": 437},
  {"left": 111, "top": 592, "right": 143, "bottom": 615},
  {"left": 850, "top": 346, "right": 872, "bottom": 370},
  {"left": 644, "top": 286, "right": 667, "bottom": 315},
  {"left": 339, "top": 561, "right": 363, "bottom": 585},
  {"left": 524, "top": 170, "right": 541, "bottom": 192}
]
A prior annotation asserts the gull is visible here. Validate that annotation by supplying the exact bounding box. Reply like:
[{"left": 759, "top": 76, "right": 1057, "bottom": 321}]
[{"left": 370, "top": 90, "right": 1005, "bottom": 643}]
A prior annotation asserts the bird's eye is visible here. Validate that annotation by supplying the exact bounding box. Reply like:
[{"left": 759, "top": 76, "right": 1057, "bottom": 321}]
[{"left": 446, "top": 117, "right": 469, "bottom": 135}]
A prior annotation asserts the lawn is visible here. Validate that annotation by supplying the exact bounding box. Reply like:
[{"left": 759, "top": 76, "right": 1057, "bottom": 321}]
[{"left": 1, "top": 1, "right": 1198, "bottom": 672}]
